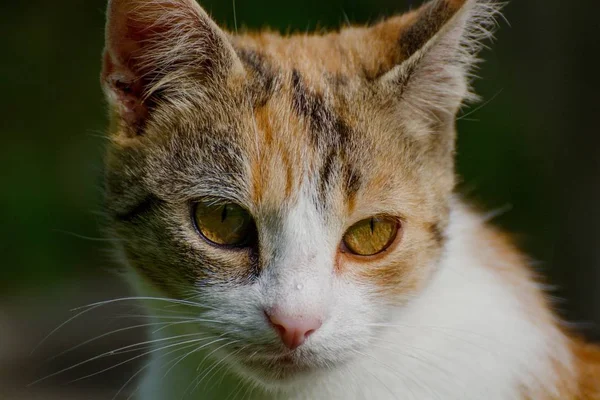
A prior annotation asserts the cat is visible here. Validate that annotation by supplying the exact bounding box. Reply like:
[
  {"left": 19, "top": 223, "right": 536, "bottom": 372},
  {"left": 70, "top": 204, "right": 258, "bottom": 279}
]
[{"left": 100, "top": 0, "right": 600, "bottom": 398}]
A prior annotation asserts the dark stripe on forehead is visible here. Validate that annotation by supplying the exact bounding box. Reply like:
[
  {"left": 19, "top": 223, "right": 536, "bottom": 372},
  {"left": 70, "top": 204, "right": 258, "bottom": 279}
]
[
  {"left": 344, "top": 164, "right": 361, "bottom": 197},
  {"left": 291, "top": 69, "right": 332, "bottom": 147},
  {"left": 237, "top": 48, "right": 277, "bottom": 107},
  {"left": 291, "top": 70, "right": 353, "bottom": 147},
  {"left": 291, "top": 69, "right": 309, "bottom": 115},
  {"left": 318, "top": 149, "right": 336, "bottom": 205},
  {"left": 289, "top": 70, "right": 360, "bottom": 206},
  {"left": 317, "top": 149, "right": 362, "bottom": 209}
]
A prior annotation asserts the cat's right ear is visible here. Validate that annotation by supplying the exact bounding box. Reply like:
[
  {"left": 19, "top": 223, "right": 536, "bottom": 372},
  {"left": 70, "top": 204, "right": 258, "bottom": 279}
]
[{"left": 102, "top": 0, "right": 243, "bottom": 136}]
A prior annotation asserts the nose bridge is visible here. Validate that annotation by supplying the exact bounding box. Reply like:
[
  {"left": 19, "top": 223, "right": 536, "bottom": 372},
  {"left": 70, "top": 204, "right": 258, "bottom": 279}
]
[{"left": 264, "top": 194, "right": 332, "bottom": 313}]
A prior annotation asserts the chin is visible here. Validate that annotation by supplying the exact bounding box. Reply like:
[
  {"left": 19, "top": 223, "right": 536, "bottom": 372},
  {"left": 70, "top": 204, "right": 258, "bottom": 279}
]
[{"left": 235, "top": 349, "right": 336, "bottom": 388}]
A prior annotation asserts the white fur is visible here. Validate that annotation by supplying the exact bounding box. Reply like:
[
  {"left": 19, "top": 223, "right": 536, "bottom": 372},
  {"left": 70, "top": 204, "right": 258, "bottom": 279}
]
[{"left": 131, "top": 198, "right": 573, "bottom": 400}]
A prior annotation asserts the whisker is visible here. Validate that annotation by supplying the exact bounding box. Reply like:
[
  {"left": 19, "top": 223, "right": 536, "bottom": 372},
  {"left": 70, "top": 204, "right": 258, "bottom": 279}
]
[
  {"left": 143, "top": 306, "right": 199, "bottom": 316},
  {"left": 150, "top": 318, "right": 226, "bottom": 334},
  {"left": 45, "top": 320, "right": 176, "bottom": 363},
  {"left": 51, "top": 229, "right": 124, "bottom": 243},
  {"left": 242, "top": 380, "right": 257, "bottom": 400},
  {"left": 29, "top": 333, "right": 207, "bottom": 386},
  {"left": 225, "top": 378, "right": 246, "bottom": 400},
  {"left": 180, "top": 339, "right": 238, "bottom": 398},
  {"left": 32, "top": 303, "right": 106, "bottom": 355},
  {"left": 351, "top": 348, "right": 419, "bottom": 400},
  {"left": 115, "top": 314, "right": 222, "bottom": 322},
  {"left": 64, "top": 336, "right": 213, "bottom": 386},
  {"left": 118, "top": 360, "right": 153, "bottom": 400},
  {"left": 33, "top": 296, "right": 210, "bottom": 355},
  {"left": 72, "top": 297, "right": 205, "bottom": 312},
  {"left": 457, "top": 88, "right": 503, "bottom": 121},
  {"left": 189, "top": 340, "right": 242, "bottom": 396},
  {"left": 205, "top": 345, "right": 250, "bottom": 393},
  {"left": 115, "top": 340, "right": 206, "bottom": 400},
  {"left": 162, "top": 333, "right": 235, "bottom": 380}
]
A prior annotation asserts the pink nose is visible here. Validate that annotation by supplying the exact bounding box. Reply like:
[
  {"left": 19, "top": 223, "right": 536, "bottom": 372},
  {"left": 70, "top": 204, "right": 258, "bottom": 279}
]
[{"left": 267, "top": 312, "right": 322, "bottom": 350}]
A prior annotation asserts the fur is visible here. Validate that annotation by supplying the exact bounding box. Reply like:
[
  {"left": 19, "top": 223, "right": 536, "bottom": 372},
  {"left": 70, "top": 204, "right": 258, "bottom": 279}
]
[{"left": 100, "top": 0, "right": 600, "bottom": 398}]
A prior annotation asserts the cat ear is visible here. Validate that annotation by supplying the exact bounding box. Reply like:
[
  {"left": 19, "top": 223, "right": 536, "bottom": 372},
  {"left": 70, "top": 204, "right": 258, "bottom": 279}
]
[
  {"left": 102, "top": 0, "right": 243, "bottom": 135},
  {"left": 370, "top": 0, "right": 500, "bottom": 120}
]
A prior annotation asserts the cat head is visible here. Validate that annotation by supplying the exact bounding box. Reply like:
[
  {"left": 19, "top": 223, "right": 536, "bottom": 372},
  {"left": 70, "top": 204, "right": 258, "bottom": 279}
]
[{"left": 102, "top": 0, "right": 499, "bottom": 387}]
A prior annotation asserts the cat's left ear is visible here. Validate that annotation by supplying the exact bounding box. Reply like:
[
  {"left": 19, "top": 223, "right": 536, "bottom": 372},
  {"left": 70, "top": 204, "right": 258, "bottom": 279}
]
[
  {"left": 368, "top": 0, "right": 501, "bottom": 120},
  {"left": 102, "top": 0, "right": 243, "bottom": 136}
]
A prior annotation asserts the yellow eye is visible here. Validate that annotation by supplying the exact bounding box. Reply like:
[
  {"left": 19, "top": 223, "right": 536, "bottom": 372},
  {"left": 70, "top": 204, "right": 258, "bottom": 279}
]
[
  {"left": 193, "top": 200, "right": 255, "bottom": 247},
  {"left": 342, "top": 217, "right": 399, "bottom": 256}
]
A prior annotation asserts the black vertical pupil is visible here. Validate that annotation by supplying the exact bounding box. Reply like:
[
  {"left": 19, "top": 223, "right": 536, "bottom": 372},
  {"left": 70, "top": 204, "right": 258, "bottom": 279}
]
[{"left": 221, "top": 205, "right": 228, "bottom": 222}]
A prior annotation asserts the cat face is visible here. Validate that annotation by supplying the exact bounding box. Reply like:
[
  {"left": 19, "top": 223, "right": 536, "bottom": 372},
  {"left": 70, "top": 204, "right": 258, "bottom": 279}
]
[{"left": 102, "top": 0, "right": 496, "bottom": 387}]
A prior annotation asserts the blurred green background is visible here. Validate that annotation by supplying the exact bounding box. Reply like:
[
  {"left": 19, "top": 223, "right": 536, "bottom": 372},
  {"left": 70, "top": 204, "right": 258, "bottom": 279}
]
[{"left": 1, "top": 0, "right": 599, "bottom": 398}]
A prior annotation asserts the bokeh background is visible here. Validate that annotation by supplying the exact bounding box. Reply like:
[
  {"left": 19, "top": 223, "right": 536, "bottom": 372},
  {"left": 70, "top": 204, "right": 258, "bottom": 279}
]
[{"left": 1, "top": 0, "right": 599, "bottom": 398}]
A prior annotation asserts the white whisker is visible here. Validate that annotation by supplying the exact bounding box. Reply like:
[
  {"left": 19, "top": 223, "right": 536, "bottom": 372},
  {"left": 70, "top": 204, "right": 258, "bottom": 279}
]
[
  {"left": 46, "top": 320, "right": 179, "bottom": 363},
  {"left": 65, "top": 336, "right": 212, "bottom": 386},
  {"left": 29, "top": 333, "right": 207, "bottom": 386},
  {"left": 72, "top": 296, "right": 205, "bottom": 312},
  {"left": 162, "top": 333, "right": 236, "bottom": 379},
  {"left": 115, "top": 340, "right": 207, "bottom": 400},
  {"left": 189, "top": 340, "right": 242, "bottom": 396}
]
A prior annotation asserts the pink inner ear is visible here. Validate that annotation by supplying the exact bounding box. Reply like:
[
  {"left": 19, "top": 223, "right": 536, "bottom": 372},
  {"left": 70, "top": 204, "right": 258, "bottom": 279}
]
[
  {"left": 102, "top": 2, "right": 171, "bottom": 133},
  {"left": 105, "top": 0, "right": 201, "bottom": 77},
  {"left": 102, "top": 1, "right": 203, "bottom": 133},
  {"left": 102, "top": 48, "right": 148, "bottom": 131},
  {"left": 101, "top": 0, "right": 243, "bottom": 135},
  {"left": 106, "top": 5, "right": 141, "bottom": 68}
]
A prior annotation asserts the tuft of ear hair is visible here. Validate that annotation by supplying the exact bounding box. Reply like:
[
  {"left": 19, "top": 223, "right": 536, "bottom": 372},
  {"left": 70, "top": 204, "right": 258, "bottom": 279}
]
[
  {"left": 101, "top": 0, "right": 242, "bottom": 136},
  {"left": 374, "top": 0, "right": 503, "bottom": 122}
]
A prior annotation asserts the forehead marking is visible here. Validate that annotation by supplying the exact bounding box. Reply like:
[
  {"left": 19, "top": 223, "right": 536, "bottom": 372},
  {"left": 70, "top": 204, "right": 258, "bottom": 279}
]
[
  {"left": 290, "top": 69, "right": 351, "bottom": 148},
  {"left": 290, "top": 69, "right": 360, "bottom": 207},
  {"left": 237, "top": 48, "right": 278, "bottom": 108},
  {"left": 251, "top": 106, "right": 296, "bottom": 204}
]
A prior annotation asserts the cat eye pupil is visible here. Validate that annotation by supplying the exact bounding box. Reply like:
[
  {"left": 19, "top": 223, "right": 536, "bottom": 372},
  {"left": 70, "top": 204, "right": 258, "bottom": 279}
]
[
  {"left": 342, "top": 216, "right": 399, "bottom": 257},
  {"left": 221, "top": 206, "right": 227, "bottom": 222},
  {"left": 193, "top": 200, "right": 255, "bottom": 247}
]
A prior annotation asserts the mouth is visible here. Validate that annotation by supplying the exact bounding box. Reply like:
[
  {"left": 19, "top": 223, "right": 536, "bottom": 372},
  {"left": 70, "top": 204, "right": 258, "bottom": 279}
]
[{"left": 238, "top": 351, "right": 320, "bottom": 381}]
